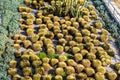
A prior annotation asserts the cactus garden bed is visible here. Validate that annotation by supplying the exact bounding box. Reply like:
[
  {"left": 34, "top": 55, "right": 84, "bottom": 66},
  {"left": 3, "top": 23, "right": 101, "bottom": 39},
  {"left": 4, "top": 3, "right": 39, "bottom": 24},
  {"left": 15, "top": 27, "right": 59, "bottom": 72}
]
[{"left": 0, "top": 0, "right": 120, "bottom": 80}]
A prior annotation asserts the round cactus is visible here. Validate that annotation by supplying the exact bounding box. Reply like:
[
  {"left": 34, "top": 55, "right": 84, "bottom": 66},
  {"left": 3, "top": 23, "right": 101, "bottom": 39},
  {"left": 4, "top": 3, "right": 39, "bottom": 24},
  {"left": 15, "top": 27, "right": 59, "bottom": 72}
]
[
  {"left": 32, "top": 60, "right": 42, "bottom": 68},
  {"left": 83, "top": 16, "right": 90, "bottom": 22},
  {"left": 55, "top": 75, "right": 63, "bottom": 80},
  {"left": 95, "top": 72, "right": 105, "bottom": 80},
  {"left": 59, "top": 38, "right": 67, "bottom": 46},
  {"left": 44, "top": 38, "right": 52, "bottom": 45},
  {"left": 90, "top": 11, "right": 97, "bottom": 15},
  {"left": 14, "top": 34, "right": 20, "bottom": 40},
  {"left": 88, "top": 5, "right": 95, "bottom": 10},
  {"left": 91, "top": 26, "right": 99, "bottom": 33},
  {"left": 70, "top": 18, "right": 76, "bottom": 23},
  {"left": 107, "top": 49, "right": 115, "bottom": 57},
  {"left": 54, "top": 21, "right": 60, "bottom": 26},
  {"left": 20, "top": 60, "right": 30, "bottom": 68},
  {"left": 26, "top": 19, "right": 34, "bottom": 25},
  {"left": 90, "top": 33, "right": 97, "bottom": 40},
  {"left": 43, "top": 74, "right": 52, "bottom": 80},
  {"left": 58, "top": 62, "right": 67, "bottom": 68},
  {"left": 92, "top": 59, "right": 102, "bottom": 67},
  {"left": 33, "top": 73, "right": 41, "bottom": 80},
  {"left": 48, "top": 23, "right": 54, "bottom": 29},
  {"left": 13, "top": 44, "right": 20, "bottom": 50},
  {"left": 13, "top": 74, "right": 21, "bottom": 80},
  {"left": 31, "top": 34, "right": 39, "bottom": 42},
  {"left": 43, "top": 63, "right": 51, "bottom": 71},
  {"left": 83, "top": 36, "right": 91, "bottom": 43},
  {"left": 15, "top": 51, "right": 21, "bottom": 57},
  {"left": 78, "top": 73, "right": 87, "bottom": 79},
  {"left": 56, "top": 67, "right": 64, "bottom": 75},
  {"left": 75, "top": 64, "right": 85, "bottom": 73},
  {"left": 102, "top": 43, "right": 110, "bottom": 50},
  {"left": 21, "top": 76, "right": 32, "bottom": 80},
  {"left": 65, "top": 35, "right": 73, "bottom": 41},
  {"left": 65, "top": 21, "right": 72, "bottom": 26},
  {"left": 64, "top": 16, "right": 70, "bottom": 21},
  {"left": 75, "top": 37, "right": 83, "bottom": 43},
  {"left": 21, "top": 54, "right": 30, "bottom": 60},
  {"left": 8, "top": 68, "right": 17, "bottom": 76},
  {"left": 67, "top": 59, "right": 77, "bottom": 66},
  {"left": 23, "top": 40, "right": 32, "bottom": 48},
  {"left": 22, "top": 67, "right": 32, "bottom": 76},
  {"left": 65, "top": 46, "right": 70, "bottom": 52},
  {"left": 72, "top": 47, "right": 80, "bottom": 54},
  {"left": 100, "top": 34, "right": 108, "bottom": 42},
  {"left": 57, "top": 33, "right": 64, "bottom": 39},
  {"left": 37, "top": 13, "right": 43, "bottom": 18},
  {"left": 9, "top": 60, "right": 17, "bottom": 68},
  {"left": 53, "top": 16, "right": 60, "bottom": 22},
  {"left": 73, "top": 22, "right": 79, "bottom": 29},
  {"left": 77, "top": 43, "right": 84, "bottom": 50},
  {"left": 42, "top": 57, "right": 50, "bottom": 63},
  {"left": 56, "top": 45, "right": 64, "bottom": 54},
  {"left": 89, "top": 48, "right": 97, "bottom": 54},
  {"left": 82, "top": 59, "right": 91, "bottom": 68},
  {"left": 86, "top": 42, "right": 94, "bottom": 50},
  {"left": 66, "top": 75, "right": 76, "bottom": 80},
  {"left": 78, "top": 17, "right": 84, "bottom": 23},
  {"left": 44, "top": 16, "right": 51, "bottom": 22},
  {"left": 101, "top": 29, "right": 109, "bottom": 35},
  {"left": 46, "top": 44, "right": 54, "bottom": 48},
  {"left": 62, "top": 30, "right": 68, "bottom": 35},
  {"left": 96, "top": 66, "right": 106, "bottom": 74},
  {"left": 19, "top": 18, "right": 24, "bottom": 24},
  {"left": 35, "top": 67, "right": 44, "bottom": 74},
  {"left": 60, "top": 19, "right": 66, "bottom": 24},
  {"left": 36, "top": 18, "right": 42, "bottom": 24},
  {"left": 95, "top": 21, "right": 102, "bottom": 29},
  {"left": 84, "top": 23, "right": 91, "bottom": 29},
  {"left": 27, "top": 13, "right": 35, "bottom": 20},
  {"left": 86, "top": 77, "right": 95, "bottom": 80},
  {"left": 86, "top": 53, "right": 96, "bottom": 61},
  {"left": 82, "top": 29, "right": 90, "bottom": 36},
  {"left": 93, "top": 39, "right": 100, "bottom": 46},
  {"left": 85, "top": 67, "right": 95, "bottom": 76},
  {"left": 51, "top": 58, "right": 59, "bottom": 66},
  {"left": 47, "top": 48, "right": 55, "bottom": 56},
  {"left": 59, "top": 55, "right": 67, "bottom": 62},
  {"left": 114, "top": 62, "right": 120, "bottom": 70},
  {"left": 74, "top": 53, "right": 83, "bottom": 62},
  {"left": 33, "top": 43, "right": 42, "bottom": 51},
  {"left": 15, "top": 40, "right": 22, "bottom": 44},
  {"left": 106, "top": 72, "right": 117, "bottom": 80},
  {"left": 81, "top": 49, "right": 89, "bottom": 56},
  {"left": 21, "top": 12, "right": 28, "bottom": 17},
  {"left": 75, "top": 32, "right": 82, "bottom": 37},
  {"left": 30, "top": 54, "right": 39, "bottom": 61},
  {"left": 66, "top": 66, "right": 75, "bottom": 75}
]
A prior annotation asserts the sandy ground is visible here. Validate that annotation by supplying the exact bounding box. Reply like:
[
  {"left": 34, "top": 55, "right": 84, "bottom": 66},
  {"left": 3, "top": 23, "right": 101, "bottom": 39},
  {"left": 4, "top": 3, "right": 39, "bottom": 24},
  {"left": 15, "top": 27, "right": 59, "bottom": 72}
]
[{"left": 114, "top": 0, "right": 120, "bottom": 8}]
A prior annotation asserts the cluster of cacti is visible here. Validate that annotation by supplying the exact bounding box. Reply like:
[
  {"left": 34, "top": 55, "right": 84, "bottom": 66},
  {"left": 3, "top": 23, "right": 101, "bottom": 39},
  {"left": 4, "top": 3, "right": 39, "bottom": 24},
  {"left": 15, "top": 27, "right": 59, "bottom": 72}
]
[{"left": 3, "top": 0, "right": 119, "bottom": 80}]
